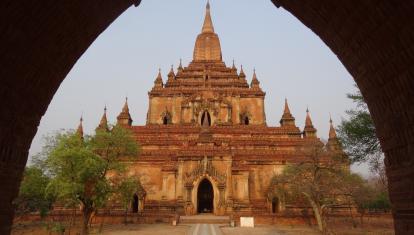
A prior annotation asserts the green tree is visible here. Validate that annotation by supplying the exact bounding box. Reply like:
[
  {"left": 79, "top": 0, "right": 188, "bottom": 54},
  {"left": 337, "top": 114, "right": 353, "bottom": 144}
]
[
  {"left": 281, "top": 144, "right": 350, "bottom": 232},
  {"left": 338, "top": 89, "right": 382, "bottom": 170},
  {"left": 14, "top": 166, "right": 53, "bottom": 218},
  {"left": 45, "top": 125, "right": 138, "bottom": 235}
]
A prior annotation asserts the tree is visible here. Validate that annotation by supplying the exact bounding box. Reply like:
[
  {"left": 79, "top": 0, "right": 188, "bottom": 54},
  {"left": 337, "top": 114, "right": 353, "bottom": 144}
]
[
  {"left": 280, "top": 144, "right": 350, "bottom": 232},
  {"left": 342, "top": 173, "right": 375, "bottom": 226},
  {"left": 338, "top": 89, "right": 383, "bottom": 173},
  {"left": 45, "top": 125, "right": 138, "bottom": 235},
  {"left": 14, "top": 166, "right": 54, "bottom": 218}
]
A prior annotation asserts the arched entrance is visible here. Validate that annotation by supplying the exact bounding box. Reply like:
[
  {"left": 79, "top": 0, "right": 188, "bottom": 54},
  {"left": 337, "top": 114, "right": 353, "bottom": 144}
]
[
  {"left": 272, "top": 197, "right": 279, "bottom": 213},
  {"left": 132, "top": 194, "right": 139, "bottom": 213},
  {"left": 244, "top": 116, "right": 249, "bottom": 125},
  {"left": 201, "top": 111, "right": 211, "bottom": 126},
  {"left": 197, "top": 179, "right": 214, "bottom": 213}
]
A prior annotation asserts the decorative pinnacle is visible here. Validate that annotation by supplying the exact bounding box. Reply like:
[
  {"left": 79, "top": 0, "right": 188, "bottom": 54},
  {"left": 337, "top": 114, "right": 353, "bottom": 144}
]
[
  {"left": 284, "top": 98, "right": 291, "bottom": 114},
  {"left": 202, "top": 0, "right": 214, "bottom": 33}
]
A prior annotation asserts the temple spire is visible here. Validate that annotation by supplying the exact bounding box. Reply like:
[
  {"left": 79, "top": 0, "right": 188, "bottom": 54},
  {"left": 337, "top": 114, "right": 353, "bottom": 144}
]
[
  {"left": 327, "top": 116, "right": 343, "bottom": 151},
  {"left": 178, "top": 59, "right": 183, "bottom": 70},
  {"left": 97, "top": 106, "right": 109, "bottom": 132},
  {"left": 168, "top": 65, "right": 175, "bottom": 80},
  {"left": 154, "top": 68, "right": 163, "bottom": 88},
  {"left": 329, "top": 115, "right": 337, "bottom": 139},
  {"left": 250, "top": 68, "right": 260, "bottom": 88},
  {"left": 303, "top": 108, "right": 317, "bottom": 138},
  {"left": 117, "top": 97, "right": 133, "bottom": 126},
  {"left": 280, "top": 98, "right": 295, "bottom": 127},
  {"left": 284, "top": 98, "right": 291, "bottom": 114},
  {"left": 202, "top": 0, "right": 214, "bottom": 33},
  {"left": 239, "top": 65, "right": 246, "bottom": 80},
  {"left": 305, "top": 107, "right": 313, "bottom": 127},
  {"left": 193, "top": 1, "right": 222, "bottom": 61},
  {"left": 76, "top": 115, "right": 84, "bottom": 138}
]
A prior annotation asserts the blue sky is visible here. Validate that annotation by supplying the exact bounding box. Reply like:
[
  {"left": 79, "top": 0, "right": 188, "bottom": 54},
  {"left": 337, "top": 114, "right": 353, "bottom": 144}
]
[{"left": 29, "top": 0, "right": 367, "bottom": 175}]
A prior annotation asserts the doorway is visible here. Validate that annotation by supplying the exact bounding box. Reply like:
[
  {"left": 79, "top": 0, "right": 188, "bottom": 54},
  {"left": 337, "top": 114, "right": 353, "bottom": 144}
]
[
  {"left": 197, "top": 179, "right": 214, "bottom": 213},
  {"left": 272, "top": 197, "right": 279, "bottom": 213},
  {"left": 201, "top": 111, "right": 211, "bottom": 126},
  {"left": 132, "top": 194, "right": 139, "bottom": 213}
]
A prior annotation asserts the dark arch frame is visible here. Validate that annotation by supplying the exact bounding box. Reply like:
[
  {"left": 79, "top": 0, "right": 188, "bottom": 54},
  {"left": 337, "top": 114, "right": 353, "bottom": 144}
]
[{"left": 0, "top": 1, "right": 413, "bottom": 234}]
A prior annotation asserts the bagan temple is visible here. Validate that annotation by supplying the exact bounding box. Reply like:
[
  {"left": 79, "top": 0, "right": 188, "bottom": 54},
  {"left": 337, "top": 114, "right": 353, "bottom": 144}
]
[{"left": 82, "top": 2, "right": 346, "bottom": 221}]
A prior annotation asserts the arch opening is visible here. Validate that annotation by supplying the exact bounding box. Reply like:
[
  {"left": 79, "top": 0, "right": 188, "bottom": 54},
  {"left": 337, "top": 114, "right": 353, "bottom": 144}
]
[
  {"left": 163, "top": 116, "right": 169, "bottom": 125},
  {"left": 197, "top": 178, "right": 214, "bottom": 213},
  {"left": 272, "top": 197, "right": 279, "bottom": 213},
  {"left": 244, "top": 116, "right": 249, "bottom": 125},
  {"left": 132, "top": 194, "right": 139, "bottom": 213},
  {"left": 201, "top": 111, "right": 211, "bottom": 126}
]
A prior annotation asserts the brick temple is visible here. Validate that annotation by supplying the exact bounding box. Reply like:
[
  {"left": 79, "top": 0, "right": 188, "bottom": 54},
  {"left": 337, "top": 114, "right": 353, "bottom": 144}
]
[{"left": 84, "top": 2, "right": 345, "bottom": 219}]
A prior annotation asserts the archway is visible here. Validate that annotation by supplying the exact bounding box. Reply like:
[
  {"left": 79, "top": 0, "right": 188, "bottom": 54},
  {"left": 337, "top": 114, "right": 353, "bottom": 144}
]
[
  {"left": 272, "top": 197, "right": 279, "bottom": 213},
  {"left": 201, "top": 111, "right": 211, "bottom": 127},
  {"left": 244, "top": 116, "right": 249, "bottom": 125},
  {"left": 132, "top": 194, "right": 139, "bottom": 213},
  {"left": 1, "top": 1, "right": 414, "bottom": 234},
  {"left": 197, "top": 179, "right": 214, "bottom": 213}
]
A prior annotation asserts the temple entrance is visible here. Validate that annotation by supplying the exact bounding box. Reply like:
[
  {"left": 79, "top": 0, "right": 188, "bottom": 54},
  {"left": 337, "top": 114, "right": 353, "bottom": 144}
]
[
  {"left": 132, "top": 194, "right": 139, "bottom": 213},
  {"left": 197, "top": 179, "right": 214, "bottom": 213},
  {"left": 244, "top": 116, "right": 249, "bottom": 125},
  {"left": 272, "top": 197, "right": 279, "bottom": 213}
]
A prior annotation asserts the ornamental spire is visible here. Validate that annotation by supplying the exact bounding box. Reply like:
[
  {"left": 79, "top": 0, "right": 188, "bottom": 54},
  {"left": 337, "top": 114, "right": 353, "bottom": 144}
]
[
  {"left": 284, "top": 98, "right": 291, "bottom": 114},
  {"left": 280, "top": 98, "right": 295, "bottom": 127},
  {"left": 76, "top": 115, "right": 84, "bottom": 138},
  {"left": 117, "top": 98, "right": 133, "bottom": 126},
  {"left": 305, "top": 107, "right": 313, "bottom": 127},
  {"left": 97, "top": 106, "right": 109, "bottom": 132},
  {"left": 168, "top": 65, "right": 175, "bottom": 80},
  {"left": 154, "top": 68, "right": 163, "bottom": 88},
  {"left": 202, "top": 0, "right": 214, "bottom": 33},
  {"left": 303, "top": 107, "right": 317, "bottom": 138},
  {"left": 250, "top": 68, "right": 260, "bottom": 88},
  {"left": 239, "top": 65, "right": 246, "bottom": 79},
  {"left": 328, "top": 115, "right": 337, "bottom": 139},
  {"left": 327, "top": 116, "right": 343, "bottom": 151}
]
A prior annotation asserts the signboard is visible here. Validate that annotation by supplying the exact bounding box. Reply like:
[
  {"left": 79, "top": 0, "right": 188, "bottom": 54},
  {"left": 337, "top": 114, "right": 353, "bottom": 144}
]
[{"left": 240, "top": 217, "right": 254, "bottom": 227}]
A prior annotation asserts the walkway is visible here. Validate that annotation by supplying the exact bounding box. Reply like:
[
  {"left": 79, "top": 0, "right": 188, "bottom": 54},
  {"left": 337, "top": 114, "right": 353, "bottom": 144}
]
[{"left": 188, "top": 224, "right": 223, "bottom": 235}]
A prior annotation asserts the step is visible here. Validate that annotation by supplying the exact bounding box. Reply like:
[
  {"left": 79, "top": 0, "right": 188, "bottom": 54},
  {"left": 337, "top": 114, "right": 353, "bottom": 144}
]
[{"left": 179, "top": 214, "right": 230, "bottom": 224}]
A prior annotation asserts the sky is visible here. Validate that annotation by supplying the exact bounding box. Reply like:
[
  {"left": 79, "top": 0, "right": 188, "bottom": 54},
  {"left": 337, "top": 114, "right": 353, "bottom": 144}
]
[{"left": 28, "top": 0, "right": 368, "bottom": 176}]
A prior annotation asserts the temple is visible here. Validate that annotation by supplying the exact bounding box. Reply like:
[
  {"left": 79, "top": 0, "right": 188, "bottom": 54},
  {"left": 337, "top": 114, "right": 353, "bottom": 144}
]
[{"left": 87, "top": 2, "right": 346, "bottom": 219}]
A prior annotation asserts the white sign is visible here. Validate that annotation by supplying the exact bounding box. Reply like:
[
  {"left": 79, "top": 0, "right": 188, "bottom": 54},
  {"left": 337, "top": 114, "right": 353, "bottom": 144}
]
[{"left": 240, "top": 217, "right": 254, "bottom": 227}]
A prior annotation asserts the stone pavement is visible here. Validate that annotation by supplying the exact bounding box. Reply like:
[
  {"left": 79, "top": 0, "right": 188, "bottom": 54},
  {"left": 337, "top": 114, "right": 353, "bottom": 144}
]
[{"left": 187, "top": 224, "right": 223, "bottom": 235}]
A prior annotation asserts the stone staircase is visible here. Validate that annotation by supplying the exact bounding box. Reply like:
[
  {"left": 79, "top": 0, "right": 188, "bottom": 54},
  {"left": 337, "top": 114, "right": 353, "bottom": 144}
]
[{"left": 179, "top": 214, "right": 230, "bottom": 224}]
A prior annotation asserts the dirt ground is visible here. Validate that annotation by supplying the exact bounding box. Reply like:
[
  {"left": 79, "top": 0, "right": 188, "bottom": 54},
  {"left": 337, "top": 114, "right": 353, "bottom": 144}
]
[
  {"left": 11, "top": 223, "right": 190, "bottom": 235},
  {"left": 221, "top": 225, "right": 321, "bottom": 235},
  {"left": 11, "top": 215, "right": 394, "bottom": 235}
]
